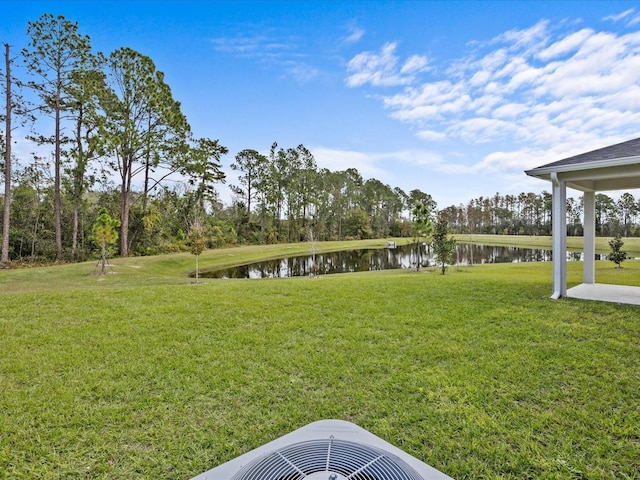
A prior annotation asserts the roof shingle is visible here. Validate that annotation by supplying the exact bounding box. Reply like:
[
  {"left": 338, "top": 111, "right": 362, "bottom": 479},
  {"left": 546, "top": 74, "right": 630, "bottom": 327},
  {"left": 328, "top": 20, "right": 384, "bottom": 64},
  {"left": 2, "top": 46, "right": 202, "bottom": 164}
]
[{"left": 536, "top": 136, "right": 640, "bottom": 170}]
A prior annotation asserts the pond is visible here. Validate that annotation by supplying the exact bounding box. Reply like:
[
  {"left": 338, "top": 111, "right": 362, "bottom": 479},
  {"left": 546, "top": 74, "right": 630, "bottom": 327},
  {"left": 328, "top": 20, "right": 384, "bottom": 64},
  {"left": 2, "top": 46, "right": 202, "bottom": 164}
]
[{"left": 198, "top": 243, "right": 586, "bottom": 279}]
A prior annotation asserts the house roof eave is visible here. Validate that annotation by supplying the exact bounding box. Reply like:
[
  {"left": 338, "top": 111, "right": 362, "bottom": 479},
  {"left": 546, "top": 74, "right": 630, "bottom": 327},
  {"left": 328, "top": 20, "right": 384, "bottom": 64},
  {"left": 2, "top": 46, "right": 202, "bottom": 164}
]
[{"left": 525, "top": 155, "right": 640, "bottom": 180}]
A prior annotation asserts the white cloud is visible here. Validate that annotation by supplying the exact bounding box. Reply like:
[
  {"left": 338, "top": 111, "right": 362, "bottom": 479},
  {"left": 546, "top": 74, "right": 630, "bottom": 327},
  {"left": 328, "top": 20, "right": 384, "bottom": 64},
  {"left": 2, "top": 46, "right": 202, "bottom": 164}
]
[
  {"left": 348, "top": 18, "right": 640, "bottom": 165},
  {"left": 434, "top": 161, "right": 477, "bottom": 175},
  {"left": 469, "top": 69, "right": 491, "bottom": 87},
  {"left": 471, "top": 94, "right": 503, "bottom": 115},
  {"left": 604, "top": 9, "right": 635, "bottom": 23},
  {"left": 385, "top": 149, "right": 445, "bottom": 167},
  {"left": 493, "top": 19, "right": 550, "bottom": 51},
  {"left": 211, "top": 34, "right": 292, "bottom": 56},
  {"left": 211, "top": 32, "right": 319, "bottom": 83},
  {"left": 339, "top": 14, "right": 640, "bottom": 205},
  {"left": 311, "top": 146, "right": 447, "bottom": 179},
  {"left": 400, "top": 54, "right": 429, "bottom": 74},
  {"left": 346, "top": 42, "right": 428, "bottom": 87},
  {"left": 505, "top": 63, "right": 541, "bottom": 91},
  {"left": 384, "top": 81, "right": 471, "bottom": 122},
  {"left": 477, "top": 48, "right": 510, "bottom": 73},
  {"left": 601, "top": 85, "right": 640, "bottom": 110},
  {"left": 311, "top": 147, "right": 386, "bottom": 177},
  {"left": 417, "top": 130, "right": 447, "bottom": 141},
  {"left": 532, "top": 31, "right": 640, "bottom": 99},
  {"left": 476, "top": 148, "right": 548, "bottom": 172},
  {"left": 447, "top": 117, "right": 526, "bottom": 144},
  {"left": 343, "top": 24, "right": 365, "bottom": 44},
  {"left": 493, "top": 102, "right": 527, "bottom": 119},
  {"left": 537, "top": 28, "right": 593, "bottom": 60},
  {"left": 284, "top": 62, "right": 319, "bottom": 83}
]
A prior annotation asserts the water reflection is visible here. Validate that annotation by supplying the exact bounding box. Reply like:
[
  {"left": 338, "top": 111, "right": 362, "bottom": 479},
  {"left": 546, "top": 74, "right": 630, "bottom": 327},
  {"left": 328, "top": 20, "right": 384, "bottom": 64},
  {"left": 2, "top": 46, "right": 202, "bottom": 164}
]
[{"left": 200, "top": 243, "right": 586, "bottom": 279}]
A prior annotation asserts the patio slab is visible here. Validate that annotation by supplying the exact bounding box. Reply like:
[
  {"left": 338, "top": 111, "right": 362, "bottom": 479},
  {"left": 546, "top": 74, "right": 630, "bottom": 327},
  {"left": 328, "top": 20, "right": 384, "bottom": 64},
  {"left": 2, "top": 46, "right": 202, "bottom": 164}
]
[{"left": 567, "top": 283, "right": 640, "bottom": 306}]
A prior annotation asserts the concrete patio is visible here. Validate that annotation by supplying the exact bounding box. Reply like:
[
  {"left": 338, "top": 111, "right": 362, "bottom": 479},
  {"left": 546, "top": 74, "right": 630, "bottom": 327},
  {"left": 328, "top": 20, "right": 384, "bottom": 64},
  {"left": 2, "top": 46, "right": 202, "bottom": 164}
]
[{"left": 567, "top": 283, "right": 640, "bottom": 306}]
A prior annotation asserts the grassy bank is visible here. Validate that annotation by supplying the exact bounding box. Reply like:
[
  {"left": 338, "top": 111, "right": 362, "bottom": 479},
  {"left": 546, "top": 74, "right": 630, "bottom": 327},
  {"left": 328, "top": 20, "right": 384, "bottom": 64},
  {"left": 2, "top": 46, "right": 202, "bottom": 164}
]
[
  {"left": 1, "top": 242, "right": 639, "bottom": 478},
  {"left": 0, "top": 239, "right": 413, "bottom": 294}
]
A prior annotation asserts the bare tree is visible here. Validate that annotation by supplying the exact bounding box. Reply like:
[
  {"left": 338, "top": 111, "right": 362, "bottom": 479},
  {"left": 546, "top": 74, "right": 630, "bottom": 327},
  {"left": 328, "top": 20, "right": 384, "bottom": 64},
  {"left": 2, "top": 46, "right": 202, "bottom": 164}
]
[
  {"left": 1, "top": 43, "right": 13, "bottom": 264},
  {"left": 2, "top": 43, "right": 33, "bottom": 263}
]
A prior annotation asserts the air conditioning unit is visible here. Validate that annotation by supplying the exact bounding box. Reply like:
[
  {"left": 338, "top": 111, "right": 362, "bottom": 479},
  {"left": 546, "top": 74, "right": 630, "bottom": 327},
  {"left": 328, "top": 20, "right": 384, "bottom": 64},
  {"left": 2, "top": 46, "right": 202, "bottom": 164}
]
[{"left": 190, "top": 419, "right": 454, "bottom": 480}]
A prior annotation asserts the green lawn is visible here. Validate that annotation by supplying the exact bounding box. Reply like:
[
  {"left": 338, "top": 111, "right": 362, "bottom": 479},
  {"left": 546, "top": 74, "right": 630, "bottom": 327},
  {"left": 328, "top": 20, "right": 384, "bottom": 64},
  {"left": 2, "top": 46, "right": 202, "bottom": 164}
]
[{"left": 1, "top": 241, "right": 639, "bottom": 479}]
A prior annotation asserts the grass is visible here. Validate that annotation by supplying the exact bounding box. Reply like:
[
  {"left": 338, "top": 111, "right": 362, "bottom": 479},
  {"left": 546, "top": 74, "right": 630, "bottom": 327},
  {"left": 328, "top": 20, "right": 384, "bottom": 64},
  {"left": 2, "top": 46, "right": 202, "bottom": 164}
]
[
  {"left": 1, "top": 240, "right": 639, "bottom": 479},
  {"left": 0, "top": 238, "right": 413, "bottom": 294}
]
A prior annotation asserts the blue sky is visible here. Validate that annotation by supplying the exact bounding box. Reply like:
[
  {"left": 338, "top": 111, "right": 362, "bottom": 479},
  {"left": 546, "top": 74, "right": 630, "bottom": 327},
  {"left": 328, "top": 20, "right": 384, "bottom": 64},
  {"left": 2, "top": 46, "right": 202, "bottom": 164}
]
[{"left": 5, "top": 0, "right": 640, "bottom": 208}]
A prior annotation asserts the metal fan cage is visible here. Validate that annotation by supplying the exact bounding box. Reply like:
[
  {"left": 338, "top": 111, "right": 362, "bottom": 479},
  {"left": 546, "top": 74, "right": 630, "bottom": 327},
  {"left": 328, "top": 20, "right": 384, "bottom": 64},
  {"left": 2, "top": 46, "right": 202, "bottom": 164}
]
[{"left": 231, "top": 438, "right": 425, "bottom": 480}]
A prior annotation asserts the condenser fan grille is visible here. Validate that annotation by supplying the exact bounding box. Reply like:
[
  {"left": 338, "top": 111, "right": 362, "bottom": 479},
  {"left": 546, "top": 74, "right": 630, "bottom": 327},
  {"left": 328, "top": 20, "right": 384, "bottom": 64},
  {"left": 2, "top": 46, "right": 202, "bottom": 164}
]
[{"left": 231, "top": 438, "right": 424, "bottom": 480}]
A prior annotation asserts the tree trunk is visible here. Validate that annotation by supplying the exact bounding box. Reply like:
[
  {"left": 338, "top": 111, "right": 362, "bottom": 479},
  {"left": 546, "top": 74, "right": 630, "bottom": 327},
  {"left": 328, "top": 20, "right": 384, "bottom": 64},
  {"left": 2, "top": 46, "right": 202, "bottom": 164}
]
[
  {"left": 276, "top": 197, "right": 282, "bottom": 240},
  {"left": 54, "top": 84, "right": 63, "bottom": 260},
  {"left": 101, "top": 237, "right": 107, "bottom": 274},
  {"left": 246, "top": 184, "right": 252, "bottom": 217},
  {"left": 143, "top": 157, "right": 150, "bottom": 214},
  {"left": 119, "top": 158, "right": 131, "bottom": 257},
  {"left": 142, "top": 115, "right": 151, "bottom": 215},
  {"left": 72, "top": 204, "right": 79, "bottom": 260},
  {"left": 71, "top": 111, "right": 81, "bottom": 260},
  {"left": 120, "top": 186, "right": 130, "bottom": 257},
  {"left": 31, "top": 206, "right": 40, "bottom": 262},
  {"left": 2, "top": 44, "right": 12, "bottom": 263}
]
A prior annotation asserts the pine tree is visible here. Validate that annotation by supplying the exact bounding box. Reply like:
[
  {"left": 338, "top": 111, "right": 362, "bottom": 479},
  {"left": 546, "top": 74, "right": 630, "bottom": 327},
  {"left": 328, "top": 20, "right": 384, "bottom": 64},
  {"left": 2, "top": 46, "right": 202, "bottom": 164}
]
[
  {"left": 24, "top": 14, "right": 94, "bottom": 260},
  {"left": 411, "top": 202, "right": 433, "bottom": 271},
  {"left": 91, "top": 208, "right": 120, "bottom": 274},
  {"left": 186, "top": 221, "right": 207, "bottom": 283},
  {"left": 608, "top": 234, "right": 628, "bottom": 268},
  {"left": 432, "top": 216, "right": 457, "bottom": 275}
]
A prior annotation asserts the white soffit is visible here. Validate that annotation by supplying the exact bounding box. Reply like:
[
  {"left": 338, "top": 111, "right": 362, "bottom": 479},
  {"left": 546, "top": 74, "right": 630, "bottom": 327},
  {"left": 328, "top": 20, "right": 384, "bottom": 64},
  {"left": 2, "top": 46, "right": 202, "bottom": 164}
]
[{"left": 526, "top": 162, "right": 640, "bottom": 192}]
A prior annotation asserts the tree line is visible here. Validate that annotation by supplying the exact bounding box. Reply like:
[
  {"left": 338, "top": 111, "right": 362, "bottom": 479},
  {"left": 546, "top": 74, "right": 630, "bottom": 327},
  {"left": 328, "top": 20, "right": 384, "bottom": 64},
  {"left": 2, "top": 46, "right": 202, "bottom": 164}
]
[
  {"left": 439, "top": 191, "right": 640, "bottom": 238},
  {"left": 1, "top": 14, "right": 441, "bottom": 263},
  {"left": 2, "top": 14, "right": 640, "bottom": 265},
  {"left": 1, "top": 14, "right": 226, "bottom": 263}
]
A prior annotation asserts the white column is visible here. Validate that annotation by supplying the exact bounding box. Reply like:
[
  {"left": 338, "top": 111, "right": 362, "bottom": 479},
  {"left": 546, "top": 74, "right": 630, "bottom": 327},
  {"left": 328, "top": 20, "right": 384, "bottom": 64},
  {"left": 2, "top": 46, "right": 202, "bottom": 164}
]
[
  {"left": 583, "top": 190, "right": 595, "bottom": 284},
  {"left": 551, "top": 173, "right": 567, "bottom": 299}
]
